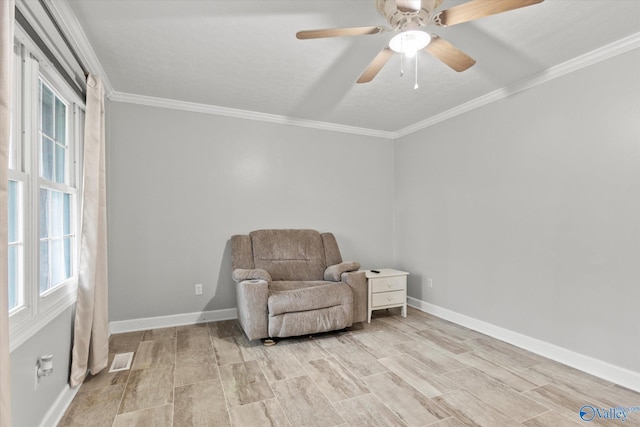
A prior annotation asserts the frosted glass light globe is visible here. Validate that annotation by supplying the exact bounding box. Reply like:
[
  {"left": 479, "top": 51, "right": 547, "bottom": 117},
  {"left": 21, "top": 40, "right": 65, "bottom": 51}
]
[{"left": 389, "top": 30, "right": 431, "bottom": 56}]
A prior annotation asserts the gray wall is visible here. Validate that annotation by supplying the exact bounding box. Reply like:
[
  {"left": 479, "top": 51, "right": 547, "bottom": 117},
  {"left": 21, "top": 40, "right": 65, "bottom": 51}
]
[
  {"left": 394, "top": 48, "right": 640, "bottom": 372},
  {"left": 10, "top": 44, "right": 639, "bottom": 427},
  {"left": 107, "top": 102, "right": 395, "bottom": 321},
  {"left": 10, "top": 306, "right": 74, "bottom": 427}
]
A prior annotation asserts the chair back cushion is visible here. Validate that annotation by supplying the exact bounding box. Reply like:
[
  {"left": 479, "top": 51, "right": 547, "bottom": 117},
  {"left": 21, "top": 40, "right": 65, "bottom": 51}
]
[{"left": 250, "top": 229, "right": 326, "bottom": 281}]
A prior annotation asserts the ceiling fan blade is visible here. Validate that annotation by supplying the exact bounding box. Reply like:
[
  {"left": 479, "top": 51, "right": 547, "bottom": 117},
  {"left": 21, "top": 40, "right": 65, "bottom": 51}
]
[
  {"left": 424, "top": 35, "right": 476, "bottom": 72},
  {"left": 357, "top": 47, "right": 395, "bottom": 84},
  {"left": 296, "top": 26, "right": 386, "bottom": 40},
  {"left": 435, "top": 0, "right": 544, "bottom": 27}
]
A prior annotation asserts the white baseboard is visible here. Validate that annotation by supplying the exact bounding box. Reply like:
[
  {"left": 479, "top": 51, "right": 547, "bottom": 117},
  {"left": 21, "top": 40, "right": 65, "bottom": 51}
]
[
  {"left": 39, "top": 384, "right": 79, "bottom": 427},
  {"left": 109, "top": 308, "right": 238, "bottom": 334},
  {"left": 407, "top": 297, "right": 640, "bottom": 393}
]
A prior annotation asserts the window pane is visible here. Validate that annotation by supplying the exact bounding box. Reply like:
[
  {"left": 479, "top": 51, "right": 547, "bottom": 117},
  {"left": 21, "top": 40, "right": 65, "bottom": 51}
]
[
  {"left": 55, "top": 144, "right": 66, "bottom": 184},
  {"left": 39, "top": 188, "right": 73, "bottom": 293},
  {"left": 63, "top": 193, "right": 71, "bottom": 235},
  {"left": 41, "top": 135, "right": 54, "bottom": 180},
  {"left": 55, "top": 97, "right": 66, "bottom": 142},
  {"left": 40, "top": 241, "right": 49, "bottom": 293},
  {"left": 51, "top": 239, "right": 68, "bottom": 286},
  {"left": 8, "top": 245, "right": 20, "bottom": 311},
  {"left": 50, "top": 190, "right": 64, "bottom": 237},
  {"left": 40, "top": 189, "right": 49, "bottom": 239},
  {"left": 41, "top": 82, "right": 54, "bottom": 138},
  {"left": 64, "top": 237, "right": 72, "bottom": 278},
  {"left": 8, "top": 181, "right": 19, "bottom": 243}
]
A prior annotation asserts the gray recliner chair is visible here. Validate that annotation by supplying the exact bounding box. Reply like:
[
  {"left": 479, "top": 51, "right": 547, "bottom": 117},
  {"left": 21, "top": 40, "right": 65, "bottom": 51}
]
[{"left": 231, "top": 229, "right": 367, "bottom": 341}]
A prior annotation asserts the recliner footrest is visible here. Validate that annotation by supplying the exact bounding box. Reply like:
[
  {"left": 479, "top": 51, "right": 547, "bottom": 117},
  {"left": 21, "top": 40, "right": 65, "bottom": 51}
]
[{"left": 267, "top": 282, "right": 351, "bottom": 316}]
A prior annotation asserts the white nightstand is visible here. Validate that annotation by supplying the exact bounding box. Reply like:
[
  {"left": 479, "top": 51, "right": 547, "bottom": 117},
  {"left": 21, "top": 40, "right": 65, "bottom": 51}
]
[{"left": 365, "top": 269, "right": 409, "bottom": 323}]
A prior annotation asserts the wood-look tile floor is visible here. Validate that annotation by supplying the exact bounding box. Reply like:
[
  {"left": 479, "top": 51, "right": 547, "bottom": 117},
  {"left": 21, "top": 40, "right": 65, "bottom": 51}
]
[{"left": 58, "top": 307, "right": 640, "bottom": 427}]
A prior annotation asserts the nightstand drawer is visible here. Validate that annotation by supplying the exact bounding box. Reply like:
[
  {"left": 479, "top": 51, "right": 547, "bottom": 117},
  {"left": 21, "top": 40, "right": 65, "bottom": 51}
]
[
  {"left": 371, "top": 290, "right": 406, "bottom": 307},
  {"left": 370, "top": 275, "right": 406, "bottom": 293}
]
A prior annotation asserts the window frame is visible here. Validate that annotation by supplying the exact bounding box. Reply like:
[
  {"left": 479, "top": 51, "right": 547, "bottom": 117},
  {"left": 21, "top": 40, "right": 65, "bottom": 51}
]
[{"left": 9, "top": 25, "right": 85, "bottom": 351}]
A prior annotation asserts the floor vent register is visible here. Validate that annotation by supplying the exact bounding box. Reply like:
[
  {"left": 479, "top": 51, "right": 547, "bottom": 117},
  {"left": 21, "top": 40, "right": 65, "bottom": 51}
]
[{"left": 108, "top": 352, "right": 134, "bottom": 373}]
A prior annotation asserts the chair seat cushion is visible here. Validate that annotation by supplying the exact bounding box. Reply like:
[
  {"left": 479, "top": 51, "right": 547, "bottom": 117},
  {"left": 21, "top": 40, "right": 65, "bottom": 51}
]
[{"left": 268, "top": 281, "right": 352, "bottom": 317}]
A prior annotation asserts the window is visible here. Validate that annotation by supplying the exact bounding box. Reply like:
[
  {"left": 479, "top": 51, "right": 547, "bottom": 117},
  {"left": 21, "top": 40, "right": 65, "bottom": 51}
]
[
  {"left": 8, "top": 32, "right": 84, "bottom": 350},
  {"left": 38, "top": 79, "right": 76, "bottom": 295}
]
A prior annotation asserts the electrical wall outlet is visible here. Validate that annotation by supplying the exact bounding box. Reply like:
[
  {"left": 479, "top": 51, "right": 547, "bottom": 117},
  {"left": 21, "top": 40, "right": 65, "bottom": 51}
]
[
  {"left": 428, "top": 278, "right": 433, "bottom": 288},
  {"left": 35, "top": 354, "right": 54, "bottom": 390},
  {"left": 195, "top": 283, "right": 203, "bottom": 295}
]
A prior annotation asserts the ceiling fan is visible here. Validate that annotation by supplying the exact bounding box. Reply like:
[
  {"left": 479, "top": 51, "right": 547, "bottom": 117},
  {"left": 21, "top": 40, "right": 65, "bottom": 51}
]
[{"left": 296, "top": 0, "right": 544, "bottom": 86}]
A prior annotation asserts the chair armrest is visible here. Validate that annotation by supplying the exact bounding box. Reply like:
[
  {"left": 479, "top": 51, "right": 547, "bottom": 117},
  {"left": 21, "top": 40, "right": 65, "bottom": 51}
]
[
  {"left": 341, "top": 271, "right": 367, "bottom": 323},
  {"left": 235, "top": 279, "right": 269, "bottom": 340},
  {"left": 324, "top": 261, "right": 361, "bottom": 281},
  {"left": 232, "top": 268, "right": 272, "bottom": 283}
]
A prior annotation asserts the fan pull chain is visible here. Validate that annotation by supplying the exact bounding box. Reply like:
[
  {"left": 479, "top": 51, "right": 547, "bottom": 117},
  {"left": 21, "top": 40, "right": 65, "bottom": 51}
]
[{"left": 414, "top": 53, "right": 419, "bottom": 90}]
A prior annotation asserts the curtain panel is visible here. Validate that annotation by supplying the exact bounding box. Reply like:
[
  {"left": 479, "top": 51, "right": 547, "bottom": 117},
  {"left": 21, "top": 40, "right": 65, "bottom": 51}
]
[
  {"left": 1, "top": 1, "right": 15, "bottom": 425},
  {"left": 70, "top": 74, "right": 109, "bottom": 387}
]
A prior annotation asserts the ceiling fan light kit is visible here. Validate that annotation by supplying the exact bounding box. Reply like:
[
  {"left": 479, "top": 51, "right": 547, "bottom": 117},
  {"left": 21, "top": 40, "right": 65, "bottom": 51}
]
[
  {"left": 389, "top": 30, "right": 431, "bottom": 55},
  {"left": 296, "top": 0, "right": 545, "bottom": 86}
]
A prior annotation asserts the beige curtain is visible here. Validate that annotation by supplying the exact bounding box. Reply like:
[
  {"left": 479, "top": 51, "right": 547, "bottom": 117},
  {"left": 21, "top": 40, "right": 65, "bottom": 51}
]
[
  {"left": 70, "top": 74, "right": 109, "bottom": 387},
  {"left": 1, "top": 1, "right": 15, "bottom": 424},
  {"left": 1, "top": 0, "right": 15, "bottom": 424}
]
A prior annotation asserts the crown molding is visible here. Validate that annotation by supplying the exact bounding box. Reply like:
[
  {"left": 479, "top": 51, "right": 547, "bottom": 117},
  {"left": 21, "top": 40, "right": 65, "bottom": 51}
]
[
  {"left": 48, "top": 0, "right": 639, "bottom": 140},
  {"left": 109, "top": 91, "right": 398, "bottom": 139},
  {"left": 395, "top": 32, "right": 640, "bottom": 138},
  {"left": 49, "top": 0, "right": 394, "bottom": 139},
  {"left": 43, "top": 0, "right": 115, "bottom": 98},
  {"left": 104, "top": 31, "right": 640, "bottom": 141}
]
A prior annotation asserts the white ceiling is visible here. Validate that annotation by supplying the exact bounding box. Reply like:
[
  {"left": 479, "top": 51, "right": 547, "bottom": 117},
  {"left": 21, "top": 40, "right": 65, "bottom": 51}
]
[{"left": 65, "top": 0, "right": 640, "bottom": 134}]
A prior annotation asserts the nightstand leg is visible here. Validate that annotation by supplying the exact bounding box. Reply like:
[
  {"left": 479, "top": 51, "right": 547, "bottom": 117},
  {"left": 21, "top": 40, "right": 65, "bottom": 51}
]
[
  {"left": 367, "top": 310, "right": 372, "bottom": 323},
  {"left": 402, "top": 303, "right": 407, "bottom": 318}
]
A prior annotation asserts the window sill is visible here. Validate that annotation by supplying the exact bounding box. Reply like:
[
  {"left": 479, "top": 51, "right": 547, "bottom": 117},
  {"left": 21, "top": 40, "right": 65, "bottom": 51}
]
[{"left": 9, "top": 286, "right": 77, "bottom": 352}]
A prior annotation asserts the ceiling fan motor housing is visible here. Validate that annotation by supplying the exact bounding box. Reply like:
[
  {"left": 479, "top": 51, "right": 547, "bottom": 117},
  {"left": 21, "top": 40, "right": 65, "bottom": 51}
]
[{"left": 376, "top": 0, "right": 444, "bottom": 30}]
